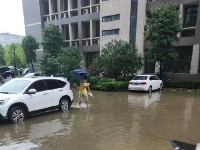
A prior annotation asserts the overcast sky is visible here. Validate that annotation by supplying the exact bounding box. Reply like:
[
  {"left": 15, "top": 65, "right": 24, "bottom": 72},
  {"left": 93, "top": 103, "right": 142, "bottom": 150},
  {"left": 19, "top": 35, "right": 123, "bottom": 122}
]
[{"left": 0, "top": 0, "right": 25, "bottom": 36}]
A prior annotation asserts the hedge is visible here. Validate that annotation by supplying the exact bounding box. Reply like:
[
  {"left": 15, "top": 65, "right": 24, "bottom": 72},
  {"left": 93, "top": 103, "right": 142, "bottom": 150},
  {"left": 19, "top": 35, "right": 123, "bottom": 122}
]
[
  {"left": 90, "top": 76, "right": 128, "bottom": 91},
  {"left": 89, "top": 76, "right": 200, "bottom": 91}
]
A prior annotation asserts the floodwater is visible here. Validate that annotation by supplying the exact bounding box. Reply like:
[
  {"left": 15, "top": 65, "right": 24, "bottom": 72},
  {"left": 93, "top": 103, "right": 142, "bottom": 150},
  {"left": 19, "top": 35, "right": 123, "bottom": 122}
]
[{"left": 0, "top": 89, "right": 200, "bottom": 150}]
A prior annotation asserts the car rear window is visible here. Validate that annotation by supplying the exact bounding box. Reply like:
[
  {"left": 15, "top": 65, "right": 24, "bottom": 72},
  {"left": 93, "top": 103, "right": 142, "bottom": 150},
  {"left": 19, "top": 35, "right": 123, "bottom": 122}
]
[{"left": 133, "top": 76, "right": 148, "bottom": 80}]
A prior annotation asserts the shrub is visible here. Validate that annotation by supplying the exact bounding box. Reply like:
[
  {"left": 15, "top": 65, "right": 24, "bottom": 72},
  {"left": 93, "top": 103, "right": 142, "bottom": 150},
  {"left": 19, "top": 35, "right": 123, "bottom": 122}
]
[{"left": 89, "top": 76, "right": 128, "bottom": 91}]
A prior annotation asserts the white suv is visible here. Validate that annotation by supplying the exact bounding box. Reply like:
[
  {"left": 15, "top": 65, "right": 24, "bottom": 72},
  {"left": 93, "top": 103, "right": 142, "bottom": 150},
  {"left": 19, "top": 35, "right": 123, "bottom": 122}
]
[{"left": 0, "top": 77, "right": 74, "bottom": 123}]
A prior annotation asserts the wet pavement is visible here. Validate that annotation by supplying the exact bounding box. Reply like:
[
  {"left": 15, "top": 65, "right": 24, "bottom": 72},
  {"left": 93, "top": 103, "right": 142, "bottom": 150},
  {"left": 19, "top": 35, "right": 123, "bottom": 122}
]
[{"left": 0, "top": 89, "right": 200, "bottom": 150}]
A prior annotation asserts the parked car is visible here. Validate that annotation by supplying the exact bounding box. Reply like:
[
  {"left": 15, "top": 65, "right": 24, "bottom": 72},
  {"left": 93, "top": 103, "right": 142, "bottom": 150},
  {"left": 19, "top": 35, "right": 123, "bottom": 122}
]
[
  {"left": 0, "top": 66, "right": 9, "bottom": 75},
  {"left": 128, "top": 75, "right": 163, "bottom": 92},
  {"left": 22, "top": 68, "right": 29, "bottom": 76},
  {"left": 2, "top": 70, "right": 15, "bottom": 79},
  {"left": 0, "top": 77, "right": 74, "bottom": 123},
  {"left": 23, "top": 72, "right": 41, "bottom": 78}
]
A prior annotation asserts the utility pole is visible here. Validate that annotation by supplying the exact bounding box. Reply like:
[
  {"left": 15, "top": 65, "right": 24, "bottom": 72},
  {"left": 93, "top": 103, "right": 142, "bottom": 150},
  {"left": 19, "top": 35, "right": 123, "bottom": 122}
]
[{"left": 12, "top": 44, "right": 17, "bottom": 76}]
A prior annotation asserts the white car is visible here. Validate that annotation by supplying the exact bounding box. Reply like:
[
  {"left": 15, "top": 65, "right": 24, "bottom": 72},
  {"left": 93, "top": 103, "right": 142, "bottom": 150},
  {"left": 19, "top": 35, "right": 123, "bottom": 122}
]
[
  {"left": 128, "top": 75, "right": 163, "bottom": 92},
  {"left": 23, "top": 72, "right": 41, "bottom": 78},
  {"left": 0, "top": 77, "right": 74, "bottom": 123}
]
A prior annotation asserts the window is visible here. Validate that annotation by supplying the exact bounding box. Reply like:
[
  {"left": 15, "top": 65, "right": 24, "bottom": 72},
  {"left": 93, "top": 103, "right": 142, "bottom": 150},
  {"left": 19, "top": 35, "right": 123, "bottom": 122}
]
[
  {"left": 149, "top": 76, "right": 158, "bottom": 80},
  {"left": 102, "top": 29, "right": 119, "bottom": 36},
  {"left": 57, "top": 80, "right": 66, "bottom": 88},
  {"left": 133, "top": 76, "right": 148, "bottom": 80},
  {"left": 102, "top": 14, "right": 120, "bottom": 22},
  {"left": 28, "top": 80, "right": 46, "bottom": 92},
  {"left": 45, "top": 79, "right": 59, "bottom": 90},
  {"left": 183, "top": 5, "right": 198, "bottom": 28}
]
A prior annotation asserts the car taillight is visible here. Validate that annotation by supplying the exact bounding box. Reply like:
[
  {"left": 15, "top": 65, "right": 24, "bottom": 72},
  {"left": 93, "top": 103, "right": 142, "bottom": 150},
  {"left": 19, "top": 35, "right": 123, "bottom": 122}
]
[
  {"left": 140, "top": 82, "right": 146, "bottom": 85},
  {"left": 129, "top": 82, "right": 133, "bottom": 84}
]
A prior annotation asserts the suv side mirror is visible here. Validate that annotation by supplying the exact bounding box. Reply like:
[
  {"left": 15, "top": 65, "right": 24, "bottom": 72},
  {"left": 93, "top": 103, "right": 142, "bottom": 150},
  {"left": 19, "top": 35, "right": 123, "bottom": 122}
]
[{"left": 28, "top": 89, "right": 37, "bottom": 94}]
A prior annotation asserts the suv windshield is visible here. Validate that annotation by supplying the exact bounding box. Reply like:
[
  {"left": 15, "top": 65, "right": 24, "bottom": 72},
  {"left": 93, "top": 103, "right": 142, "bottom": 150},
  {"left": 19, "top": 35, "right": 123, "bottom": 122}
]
[{"left": 0, "top": 79, "right": 30, "bottom": 94}]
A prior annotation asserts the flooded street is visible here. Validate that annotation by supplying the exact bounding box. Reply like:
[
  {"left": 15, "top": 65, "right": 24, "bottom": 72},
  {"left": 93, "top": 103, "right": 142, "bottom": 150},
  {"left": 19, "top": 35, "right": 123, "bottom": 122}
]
[{"left": 0, "top": 89, "right": 200, "bottom": 150}]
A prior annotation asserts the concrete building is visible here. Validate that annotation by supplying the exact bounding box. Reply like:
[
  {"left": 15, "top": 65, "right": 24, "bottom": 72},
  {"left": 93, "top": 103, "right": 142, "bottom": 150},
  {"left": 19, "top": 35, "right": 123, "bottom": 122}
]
[
  {"left": 0, "top": 33, "right": 24, "bottom": 46},
  {"left": 22, "top": 0, "right": 138, "bottom": 68},
  {"left": 23, "top": 0, "right": 100, "bottom": 68},
  {"left": 137, "top": 0, "right": 200, "bottom": 78},
  {"left": 22, "top": 0, "right": 200, "bottom": 78}
]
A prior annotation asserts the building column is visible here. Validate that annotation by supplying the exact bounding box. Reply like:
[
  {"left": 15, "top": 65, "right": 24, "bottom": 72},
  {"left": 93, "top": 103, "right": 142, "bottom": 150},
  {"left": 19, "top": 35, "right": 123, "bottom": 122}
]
[
  {"left": 90, "top": 20, "right": 93, "bottom": 46},
  {"left": 49, "top": 0, "right": 53, "bottom": 20},
  {"left": 177, "top": 4, "right": 183, "bottom": 38},
  {"left": 135, "top": 0, "right": 146, "bottom": 74},
  {"left": 190, "top": 44, "right": 200, "bottom": 74},
  {"left": 57, "top": 0, "right": 61, "bottom": 20}
]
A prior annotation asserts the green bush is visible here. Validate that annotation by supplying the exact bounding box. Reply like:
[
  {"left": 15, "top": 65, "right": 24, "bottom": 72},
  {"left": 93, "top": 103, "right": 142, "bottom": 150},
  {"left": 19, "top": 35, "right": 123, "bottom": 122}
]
[
  {"left": 89, "top": 76, "right": 128, "bottom": 91},
  {"left": 90, "top": 76, "right": 200, "bottom": 91}
]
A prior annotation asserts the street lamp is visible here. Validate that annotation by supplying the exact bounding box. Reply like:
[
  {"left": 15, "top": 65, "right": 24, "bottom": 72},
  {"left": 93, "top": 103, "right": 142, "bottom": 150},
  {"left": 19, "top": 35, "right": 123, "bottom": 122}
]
[{"left": 11, "top": 44, "right": 17, "bottom": 76}]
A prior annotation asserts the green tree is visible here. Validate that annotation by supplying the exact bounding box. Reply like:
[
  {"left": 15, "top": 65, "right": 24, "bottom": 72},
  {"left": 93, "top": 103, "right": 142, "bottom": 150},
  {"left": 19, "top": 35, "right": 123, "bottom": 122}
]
[
  {"left": 40, "top": 53, "right": 60, "bottom": 76},
  {"left": 40, "top": 24, "right": 64, "bottom": 76},
  {"left": 22, "top": 35, "right": 39, "bottom": 72},
  {"left": 144, "top": 3, "right": 182, "bottom": 76},
  {"left": 41, "top": 24, "right": 64, "bottom": 56},
  {"left": 0, "top": 44, "right": 6, "bottom": 66},
  {"left": 59, "top": 46, "right": 82, "bottom": 78},
  {"left": 89, "top": 40, "right": 143, "bottom": 79},
  {"left": 4, "top": 43, "right": 27, "bottom": 69}
]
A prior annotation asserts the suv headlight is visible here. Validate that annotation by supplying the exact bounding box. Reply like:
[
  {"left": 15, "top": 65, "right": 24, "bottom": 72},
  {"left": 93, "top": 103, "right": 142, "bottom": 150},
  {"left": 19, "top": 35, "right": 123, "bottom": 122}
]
[{"left": 0, "top": 98, "right": 10, "bottom": 105}]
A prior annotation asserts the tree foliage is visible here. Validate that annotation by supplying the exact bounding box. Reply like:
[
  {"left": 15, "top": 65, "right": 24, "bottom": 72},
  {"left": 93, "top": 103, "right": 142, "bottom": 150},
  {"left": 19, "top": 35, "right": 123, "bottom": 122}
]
[
  {"left": 89, "top": 40, "right": 143, "bottom": 79},
  {"left": 22, "top": 35, "right": 39, "bottom": 72},
  {"left": 40, "top": 24, "right": 64, "bottom": 76},
  {"left": 22, "top": 35, "right": 39, "bottom": 64},
  {"left": 0, "top": 44, "right": 6, "bottom": 66},
  {"left": 59, "top": 46, "right": 82, "bottom": 78},
  {"left": 40, "top": 25, "right": 82, "bottom": 77},
  {"left": 144, "top": 3, "right": 182, "bottom": 74},
  {"left": 40, "top": 53, "right": 60, "bottom": 76},
  {"left": 41, "top": 24, "right": 64, "bottom": 56},
  {"left": 4, "top": 43, "right": 27, "bottom": 68}
]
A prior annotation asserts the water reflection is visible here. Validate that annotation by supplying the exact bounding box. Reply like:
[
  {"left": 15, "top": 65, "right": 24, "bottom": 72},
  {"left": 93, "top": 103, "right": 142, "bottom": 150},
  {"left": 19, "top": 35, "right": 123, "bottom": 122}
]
[
  {"left": 128, "top": 91, "right": 161, "bottom": 108},
  {"left": 0, "top": 111, "right": 75, "bottom": 150},
  {"left": 183, "top": 97, "right": 194, "bottom": 129},
  {"left": 0, "top": 90, "right": 200, "bottom": 150}
]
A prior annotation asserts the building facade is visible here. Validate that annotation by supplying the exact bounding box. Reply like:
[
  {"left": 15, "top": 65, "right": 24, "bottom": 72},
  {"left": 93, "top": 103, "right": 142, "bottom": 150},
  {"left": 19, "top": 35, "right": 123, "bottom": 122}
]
[
  {"left": 0, "top": 33, "right": 24, "bottom": 46},
  {"left": 23, "top": 0, "right": 101, "bottom": 68},
  {"left": 22, "top": 0, "right": 200, "bottom": 76},
  {"left": 140, "top": 0, "right": 200, "bottom": 75},
  {"left": 22, "top": 0, "right": 138, "bottom": 68}
]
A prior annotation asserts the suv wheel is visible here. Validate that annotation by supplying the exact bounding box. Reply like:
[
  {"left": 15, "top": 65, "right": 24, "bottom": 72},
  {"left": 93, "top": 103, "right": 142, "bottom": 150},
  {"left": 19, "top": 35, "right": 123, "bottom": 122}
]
[
  {"left": 9, "top": 106, "right": 26, "bottom": 123},
  {"left": 59, "top": 98, "right": 70, "bottom": 111}
]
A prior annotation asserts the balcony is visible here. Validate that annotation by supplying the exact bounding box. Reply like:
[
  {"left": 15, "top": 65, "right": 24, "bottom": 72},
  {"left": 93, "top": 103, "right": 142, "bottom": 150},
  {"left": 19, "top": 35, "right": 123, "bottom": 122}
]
[
  {"left": 51, "top": 13, "right": 59, "bottom": 21},
  {"left": 43, "top": 15, "right": 50, "bottom": 22},
  {"left": 69, "top": 9, "right": 78, "bottom": 17},
  {"left": 82, "top": 38, "right": 90, "bottom": 46},
  {"left": 61, "top": 11, "right": 68, "bottom": 19},
  {"left": 71, "top": 40, "right": 79, "bottom": 47},
  {"left": 92, "top": 38, "right": 100, "bottom": 45}
]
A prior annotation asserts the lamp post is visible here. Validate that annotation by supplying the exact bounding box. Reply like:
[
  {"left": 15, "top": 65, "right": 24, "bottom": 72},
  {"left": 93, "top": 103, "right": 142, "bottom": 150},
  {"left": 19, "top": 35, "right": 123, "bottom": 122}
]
[{"left": 11, "top": 44, "right": 17, "bottom": 76}]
